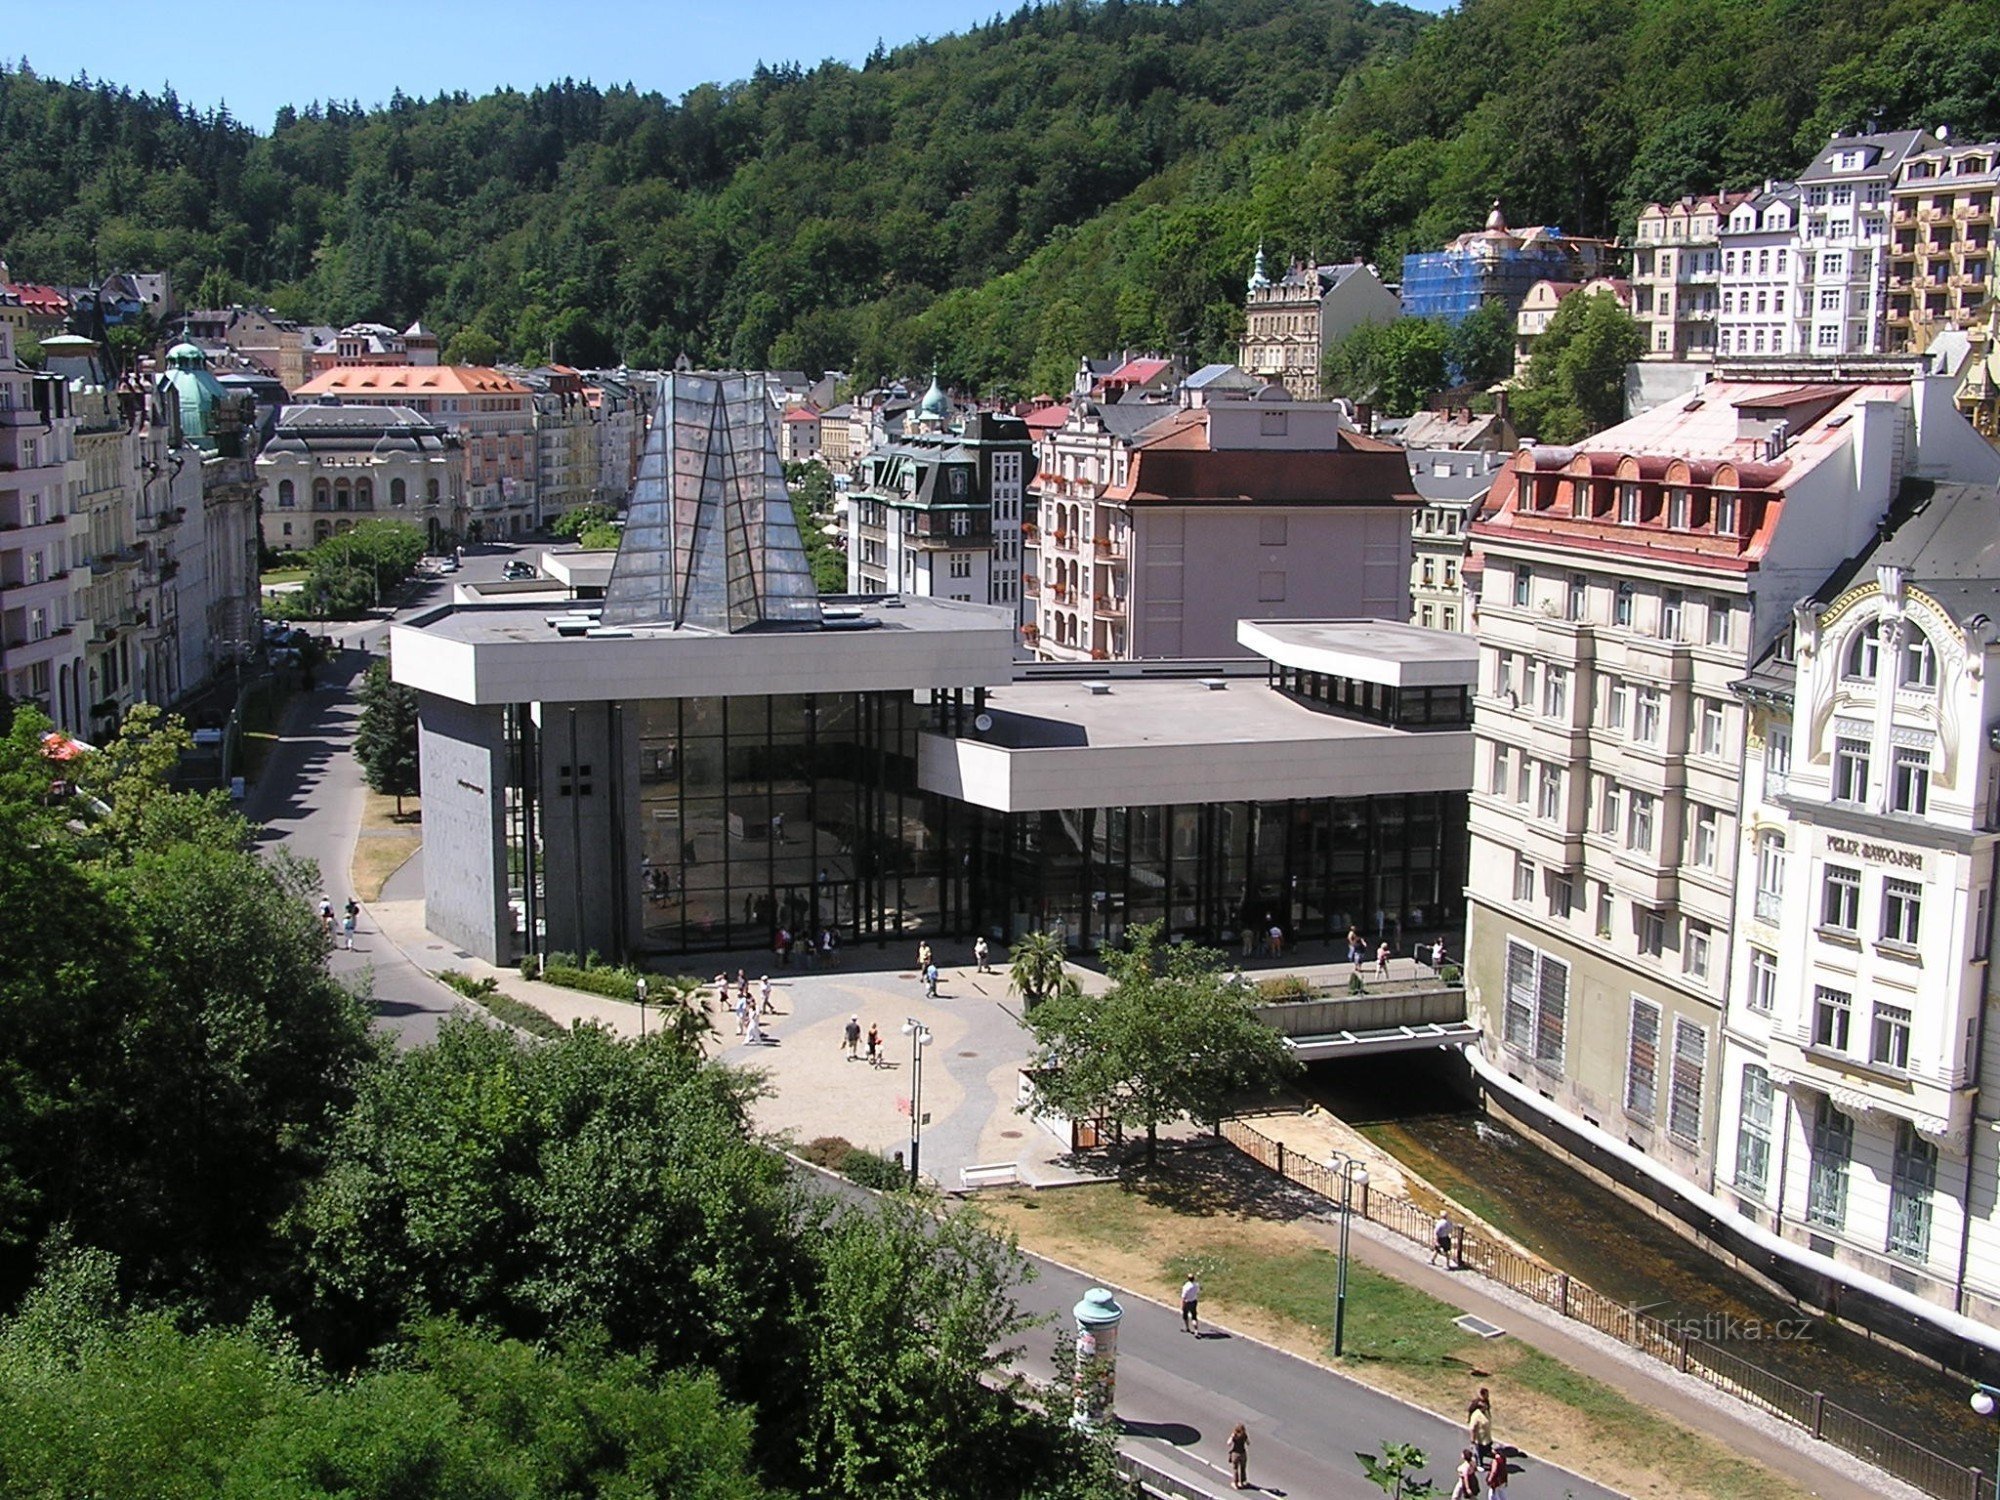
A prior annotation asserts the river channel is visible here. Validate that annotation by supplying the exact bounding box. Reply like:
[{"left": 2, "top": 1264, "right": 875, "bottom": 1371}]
[{"left": 1303, "top": 1051, "right": 1992, "bottom": 1472}]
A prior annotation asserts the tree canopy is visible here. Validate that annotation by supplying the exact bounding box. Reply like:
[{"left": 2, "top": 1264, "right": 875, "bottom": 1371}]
[
  {"left": 1023, "top": 921, "right": 1297, "bottom": 1163},
  {"left": 354, "top": 658, "right": 420, "bottom": 813},
  {"left": 1509, "top": 290, "right": 1647, "bottom": 443}
]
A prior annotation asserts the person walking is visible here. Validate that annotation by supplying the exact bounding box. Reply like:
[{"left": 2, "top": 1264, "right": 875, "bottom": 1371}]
[
  {"left": 1180, "top": 1274, "right": 1202, "bottom": 1333},
  {"left": 341, "top": 907, "right": 357, "bottom": 949},
  {"left": 1450, "top": 1447, "right": 1480, "bottom": 1499},
  {"left": 973, "top": 936, "right": 990, "bottom": 973},
  {"left": 759, "top": 975, "right": 775, "bottom": 1015},
  {"left": 1467, "top": 1398, "right": 1493, "bottom": 1465},
  {"left": 1432, "top": 1211, "right": 1455, "bottom": 1266},
  {"left": 923, "top": 961, "right": 940, "bottom": 999},
  {"left": 319, "top": 894, "right": 335, "bottom": 936},
  {"left": 1484, "top": 1447, "right": 1509, "bottom": 1500},
  {"left": 1374, "top": 940, "right": 1391, "bottom": 981},
  {"left": 1225, "top": 1424, "right": 1249, "bottom": 1490},
  {"left": 843, "top": 1015, "right": 861, "bottom": 1059},
  {"left": 1432, "top": 937, "right": 1447, "bottom": 973},
  {"left": 917, "top": 940, "right": 933, "bottom": 973},
  {"left": 865, "top": 1023, "right": 881, "bottom": 1067},
  {"left": 777, "top": 927, "right": 791, "bottom": 966},
  {"left": 1346, "top": 925, "right": 1362, "bottom": 966}
]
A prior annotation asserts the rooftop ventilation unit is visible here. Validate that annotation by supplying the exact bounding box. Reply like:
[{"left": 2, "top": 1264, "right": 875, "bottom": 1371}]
[
  {"left": 1196, "top": 677, "right": 1229, "bottom": 690},
  {"left": 1083, "top": 681, "right": 1113, "bottom": 695}
]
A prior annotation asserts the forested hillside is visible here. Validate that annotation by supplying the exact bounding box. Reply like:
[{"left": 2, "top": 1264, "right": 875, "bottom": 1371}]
[{"left": 4, "top": 0, "right": 1998, "bottom": 391}]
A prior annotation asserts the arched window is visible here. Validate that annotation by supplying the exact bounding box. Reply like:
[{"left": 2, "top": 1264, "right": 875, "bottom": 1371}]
[
  {"left": 427, "top": 478, "right": 440, "bottom": 502},
  {"left": 334, "top": 480, "right": 352, "bottom": 511},
  {"left": 390, "top": 477, "right": 407, "bottom": 507},
  {"left": 278, "top": 479, "right": 295, "bottom": 508},
  {"left": 1844, "top": 621, "right": 1882, "bottom": 681},
  {"left": 1900, "top": 629, "right": 1938, "bottom": 691},
  {"left": 313, "top": 479, "right": 330, "bottom": 510},
  {"left": 356, "top": 479, "right": 374, "bottom": 509}
]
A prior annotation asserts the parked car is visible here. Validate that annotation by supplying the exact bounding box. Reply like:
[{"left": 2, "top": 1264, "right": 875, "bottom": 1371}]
[
  {"left": 438, "top": 556, "right": 461, "bottom": 573},
  {"left": 503, "top": 560, "right": 538, "bottom": 580}
]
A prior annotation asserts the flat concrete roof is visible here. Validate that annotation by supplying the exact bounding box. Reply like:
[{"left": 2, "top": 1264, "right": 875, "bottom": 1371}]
[
  {"left": 919, "top": 675, "right": 1470, "bottom": 811},
  {"left": 1237, "top": 618, "right": 1478, "bottom": 689},
  {"left": 391, "top": 593, "right": 1018, "bottom": 705}
]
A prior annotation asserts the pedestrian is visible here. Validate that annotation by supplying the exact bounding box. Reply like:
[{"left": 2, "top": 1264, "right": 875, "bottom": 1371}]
[
  {"left": 1267, "top": 922, "right": 1283, "bottom": 958},
  {"left": 744, "top": 1008, "right": 764, "bottom": 1046},
  {"left": 341, "top": 908, "right": 357, "bottom": 949},
  {"left": 1346, "top": 925, "right": 1362, "bottom": 965},
  {"left": 1226, "top": 1424, "right": 1249, "bottom": 1490},
  {"left": 917, "top": 940, "right": 933, "bottom": 972},
  {"left": 737, "top": 969, "right": 751, "bottom": 1001},
  {"left": 777, "top": 927, "right": 791, "bottom": 965},
  {"left": 771, "top": 811, "right": 785, "bottom": 844},
  {"left": 924, "top": 961, "right": 939, "bottom": 999},
  {"left": 1374, "top": 941, "right": 1391, "bottom": 980},
  {"left": 734, "top": 992, "right": 750, "bottom": 1036},
  {"left": 1451, "top": 1446, "right": 1480, "bottom": 1500},
  {"left": 1432, "top": 937, "right": 1447, "bottom": 972},
  {"left": 1180, "top": 1274, "right": 1201, "bottom": 1333},
  {"left": 1241, "top": 925, "right": 1255, "bottom": 959},
  {"left": 1468, "top": 1398, "right": 1492, "bottom": 1464},
  {"left": 320, "top": 894, "right": 335, "bottom": 935},
  {"left": 974, "top": 935, "right": 990, "bottom": 973},
  {"left": 760, "top": 975, "right": 774, "bottom": 1014},
  {"left": 822, "top": 927, "right": 837, "bottom": 965},
  {"left": 843, "top": 1015, "right": 861, "bottom": 1059},
  {"left": 1432, "top": 1211, "right": 1455, "bottom": 1267},
  {"left": 866, "top": 1023, "right": 881, "bottom": 1067},
  {"left": 1484, "top": 1447, "right": 1508, "bottom": 1500}
]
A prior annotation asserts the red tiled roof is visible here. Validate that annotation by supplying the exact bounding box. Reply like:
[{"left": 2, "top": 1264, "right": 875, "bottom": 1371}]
[
  {"left": 1022, "top": 405, "right": 1069, "bottom": 431},
  {"left": 295, "top": 365, "right": 531, "bottom": 396},
  {"left": 1107, "top": 357, "right": 1172, "bottom": 385},
  {"left": 1113, "top": 434, "right": 1420, "bottom": 507},
  {"left": 782, "top": 406, "right": 821, "bottom": 423}
]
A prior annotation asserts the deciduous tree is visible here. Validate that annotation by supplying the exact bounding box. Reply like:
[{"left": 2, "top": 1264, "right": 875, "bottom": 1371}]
[
  {"left": 1023, "top": 921, "right": 1297, "bottom": 1165},
  {"left": 354, "top": 659, "right": 420, "bottom": 815}
]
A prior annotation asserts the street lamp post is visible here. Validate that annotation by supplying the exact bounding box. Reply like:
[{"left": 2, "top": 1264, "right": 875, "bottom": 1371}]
[
  {"left": 1971, "top": 1383, "right": 2000, "bottom": 1500},
  {"left": 1332, "top": 1157, "right": 1370, "bottom": 1358},
  {"left": 902, "top": 1017, "right": 933, "bottom": 1184},
  {"left": 635, "top": 976, "right": 649, "bottom": 1038}
]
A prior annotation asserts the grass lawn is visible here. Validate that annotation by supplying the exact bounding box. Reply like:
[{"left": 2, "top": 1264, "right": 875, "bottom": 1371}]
[
  {"left": 260, "top": 566, "right": 309, "bottom": 586},
  {"left": 349, "top": 790, "right": 422, "bottom": 901},
  {"left": 974, "top": 1157, "right": 1806, "bottom": 1500}
]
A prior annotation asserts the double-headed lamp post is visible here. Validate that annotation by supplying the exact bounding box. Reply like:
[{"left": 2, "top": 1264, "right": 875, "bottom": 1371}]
[
  {"left": 635, "top": 976, "right": 649, "bottom": 1038},
  {"left": 1971, "top": 1383, "right": 2000, "bottom": 1499},
  {"left": 902, "top": 1018, "right": 933, "bottom": 1184},
  {"left": 1332, "top": 1157, "right": 1370, "bottom": 1358}
]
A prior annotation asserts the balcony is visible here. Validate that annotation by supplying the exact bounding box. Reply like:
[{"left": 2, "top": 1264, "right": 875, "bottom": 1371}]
[
  {"left": 1049, "top": 583, "right": 1077, "bottom": 605},
  {"left": 1093, "top": 593, "right": 1126, "bottom": 617},
  {"left": 1021, "top": 522, "right": 1039, "bottom": 543},
  {"left": 139, "top": 507, "right": 185, "bottom": 533},
  {"left": 1022, "top": 574, "right": 1041, "bottom": 597},
  {"left": 1048, "top": 530, "right": 1077, "bottom": 554}
]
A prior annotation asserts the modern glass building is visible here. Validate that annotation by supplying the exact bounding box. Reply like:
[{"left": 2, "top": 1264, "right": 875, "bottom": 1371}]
[{"left": 393, "top": 376, "right": 1474, "bottom": 965}]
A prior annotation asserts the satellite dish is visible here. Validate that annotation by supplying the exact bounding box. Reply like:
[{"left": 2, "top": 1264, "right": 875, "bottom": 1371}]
[{"left": 973, "top": 712, "right": 994, "bottom": 733}]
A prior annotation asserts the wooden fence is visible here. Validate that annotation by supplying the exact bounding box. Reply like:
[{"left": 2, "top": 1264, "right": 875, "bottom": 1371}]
[{"left": 1219, "top": 1117, "right": 1983, "bottom": 1500}]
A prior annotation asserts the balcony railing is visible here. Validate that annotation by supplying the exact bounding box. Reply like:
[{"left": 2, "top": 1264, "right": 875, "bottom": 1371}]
[
  {"left": 1093, "top": 593, "right": 1126, "bottom": 616},
  {"left": 1022, "top": 575, "right": 1041, "bottom": 596},
  {"left": 1049, "top": 531, "right": 1076, "bottom": 553}
]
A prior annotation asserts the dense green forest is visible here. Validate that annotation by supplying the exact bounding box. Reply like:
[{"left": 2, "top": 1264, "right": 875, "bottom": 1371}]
[{"left": 5, "top": 0, "right": 1999, "bottom": 392}]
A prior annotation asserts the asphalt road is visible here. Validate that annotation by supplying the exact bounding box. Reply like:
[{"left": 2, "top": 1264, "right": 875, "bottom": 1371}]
[{"left": 249, "top": 542, "right": 544, "bottom": 1046}]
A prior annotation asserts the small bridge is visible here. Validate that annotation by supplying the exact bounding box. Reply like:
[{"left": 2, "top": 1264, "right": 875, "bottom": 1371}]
[{"left": 1252, "top": 986, "right": 1477, "bottom": 1060}]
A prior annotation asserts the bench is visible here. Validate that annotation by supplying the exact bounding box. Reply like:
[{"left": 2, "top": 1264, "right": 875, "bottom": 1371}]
[{"left": 958, "top": 1161, "right": 1022, "bottom": 1190}]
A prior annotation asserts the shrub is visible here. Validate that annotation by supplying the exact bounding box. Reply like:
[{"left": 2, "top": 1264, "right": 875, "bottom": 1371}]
[
  {"left": 798, "top": 1136, "right": 855, "bottom": 1171},
  {"left": 436, "top": 969, "right": 498, "bottom": 999},
  {"left": 519, "top": 953, "right": 541, "bottom": 980},
  {"left": 542, "top": 963, "right": 649, "bottom": 1001},
  {"left": 1440, "top": 962, "right": 1463, "bottom": 986},
  {"left": 1254, "top": 974, "right": 1317, "bottom": 1002},
  {"left": 841, "top": 1148, "right": 909, "bottom": 1191},
  {"left": 436, "top": 970, "right": 565, "bottom": 1038}
]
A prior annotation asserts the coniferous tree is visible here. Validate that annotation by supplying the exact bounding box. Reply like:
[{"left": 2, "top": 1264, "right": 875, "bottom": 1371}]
[{"left": 353, "top": 660, "right": 420, "bottom": 816}]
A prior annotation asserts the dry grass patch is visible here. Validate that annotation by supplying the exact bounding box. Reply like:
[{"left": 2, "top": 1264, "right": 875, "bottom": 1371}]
[
  {"left": 972, "top": 1154, "right": 1807, "bottom": 1500},
  {"left": 350, "top": 790, "right": 421, "bottom": 900}
]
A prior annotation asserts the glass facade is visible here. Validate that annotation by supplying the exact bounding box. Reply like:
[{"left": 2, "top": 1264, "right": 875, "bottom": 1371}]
[{"left": 507, "top": 688, "right": 1469, "bottom": 959}]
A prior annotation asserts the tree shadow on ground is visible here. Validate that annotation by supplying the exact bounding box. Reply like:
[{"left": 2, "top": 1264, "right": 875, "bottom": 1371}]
[{"left": 1065, "top": 1138, "right": 1327, "bottom": 1226}]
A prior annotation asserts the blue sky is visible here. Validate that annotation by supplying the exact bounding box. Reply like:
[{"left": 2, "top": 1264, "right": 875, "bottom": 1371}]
[{"left": 6, "top": 0, "right": 1452, "bottom": 130}]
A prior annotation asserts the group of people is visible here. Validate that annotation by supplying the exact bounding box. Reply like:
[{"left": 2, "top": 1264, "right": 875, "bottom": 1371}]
[
  {"left": 715, "top": 969, "right": 779, "bottom": 1045},
  {"left": 841, "top": 1014, "right": 886, "bottom": 1067},
  {"left": 1341, "top": 926, "right": 1450, "bottom": 982},
  {"left": 319, "top": 894, "right": 360, "bottom": 950},
  {"left": 1454, "top": 1387, "right": 1508, "bottom": 1498},
  {"left": 774, "top": 926, "right": 840, "bottom": 966}
]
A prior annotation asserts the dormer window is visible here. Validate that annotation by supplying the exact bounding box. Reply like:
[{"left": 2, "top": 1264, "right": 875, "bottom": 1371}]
[
  {"left": 1714, "top": 492, "right": 1739, "bottom": 535},
  {"left": 1668, "top": 488, "right": 1691, "bottom": 529},
  {"left": 1617, "top": 484, "right": 1641, "bottom": 523},
  {"left": 1900, "top": 629, "right": 1938, "bottom": 690},
  {"left": 1843, "top": 620, "right": 1882, "bottom": 681}
]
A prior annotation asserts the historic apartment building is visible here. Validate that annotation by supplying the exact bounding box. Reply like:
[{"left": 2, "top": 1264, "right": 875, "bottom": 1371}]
[
  {"left": 1407, "top": 447, "right": 1502, "bottom": 634},
  {"left": 1030, "top": 398, "right": 1415, "bottom": 662},
  {"left": 1889, "top": 138, "right": 2000, "bottom": 352},
  {"left": 844, "top": 383, "right": 1035, "bottom": 616},
  {"left": 1237, "top": 247, "right": 1401, "bottom": 400},
  {"left": 1722, "top": 482, "right": 2000, "bottom": 1322},
  {"left": 1793, "top": 130, "right": 1934, "bottom": 359},
  {"left": 1463, "top": 364, "right": 2000, "bottom": 1355},
  {"left": 1632, "top": 194, "right": 1748, "bottom": 360},
  {"left": 294, "top": 364, "right": 538, "bottom": 536},
  {"left": 257, "top": 405, "right": 466, "bottom": 553}
]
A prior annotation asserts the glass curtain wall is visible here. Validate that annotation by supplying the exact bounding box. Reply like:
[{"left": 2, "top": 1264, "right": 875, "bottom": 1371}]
[
  {"left": 969, "top": 792, "right": 1465, "bottom": 956},
  {"left": 634, "top": 691, "right": 963, "bottom": 953}
]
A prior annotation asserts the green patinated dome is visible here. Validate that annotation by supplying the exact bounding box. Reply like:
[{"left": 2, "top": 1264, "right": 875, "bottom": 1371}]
[
  {"left": 161, "top": 340, "right": 229, "bottom": 445},
  {"left": 919, "top": 370, "right": 951, "bottom": 421}
]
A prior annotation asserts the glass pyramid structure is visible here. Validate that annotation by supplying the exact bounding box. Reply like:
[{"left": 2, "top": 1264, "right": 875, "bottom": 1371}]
[{"left": 602, "top": 372, "right": 823, "bottom": 632}]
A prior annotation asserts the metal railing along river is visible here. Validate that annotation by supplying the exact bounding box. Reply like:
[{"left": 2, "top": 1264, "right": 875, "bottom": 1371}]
[{"left": 1219, "top": 1116, "right": 1982, "bottom": 1500}]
